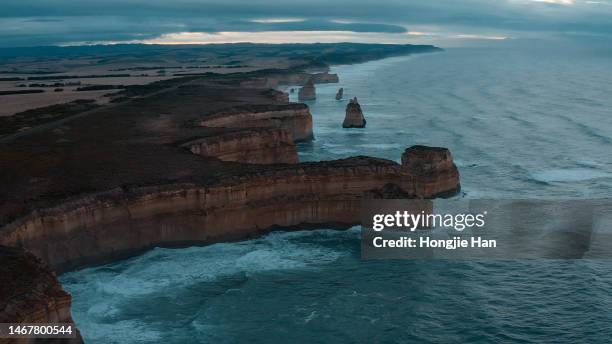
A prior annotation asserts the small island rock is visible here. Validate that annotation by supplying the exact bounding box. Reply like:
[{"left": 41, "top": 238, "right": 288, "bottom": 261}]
[
  {"left": 342, "top": 97, "right": 366, "bottom": 128},
  {"left": 335, "top": 88, "right": 343, "bottom": 100},
  {"left": 298, "top": 79, "right": 316, "bottom": 101}
]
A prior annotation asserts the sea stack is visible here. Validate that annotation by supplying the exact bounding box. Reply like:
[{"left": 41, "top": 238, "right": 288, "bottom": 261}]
[
  {"left": 335, "top": 88, "right": 344, "bottom": 100},
  {"left": 342, "top": 97, "right": 366, "bottom": 128},
  {"left": 298, "top": 78, "right": 316, "bottom": 101},
  {"left": 401, "top": 145, "right": 461, "bottom": 198}
]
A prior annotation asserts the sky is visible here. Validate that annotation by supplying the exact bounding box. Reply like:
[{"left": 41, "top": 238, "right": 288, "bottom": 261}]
[{"left": 2, "top": 0, "right": 612, "bottom": 47}]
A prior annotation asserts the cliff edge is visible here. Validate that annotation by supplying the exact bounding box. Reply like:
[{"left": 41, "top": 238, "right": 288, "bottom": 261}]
[{"left": 0, "top": 246, "right": 83, "bottom": 343}]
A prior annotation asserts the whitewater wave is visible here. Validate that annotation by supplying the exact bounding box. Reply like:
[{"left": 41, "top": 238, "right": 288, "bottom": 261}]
[{"left": 529, "top": 168, "right": 612, "bottom": 183}]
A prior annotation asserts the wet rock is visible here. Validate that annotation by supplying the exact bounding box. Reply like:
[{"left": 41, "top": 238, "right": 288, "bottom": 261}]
[{"left": 335, "top": 88, "right": 343, "bottom": 100}]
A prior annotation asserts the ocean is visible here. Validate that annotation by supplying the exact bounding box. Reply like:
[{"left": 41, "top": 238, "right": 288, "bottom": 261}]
[{"left": 61, "top": 46, "right": 612, "bottom": 343}]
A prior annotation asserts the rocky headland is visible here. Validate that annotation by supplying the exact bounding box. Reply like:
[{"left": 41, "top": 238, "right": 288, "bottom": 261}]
[
  {"left": 197, "top": 103, "right": 313, "bottom": 142},
  {"left": 181, "top": 128, "right": 299, "bottom": 164},
  {"left": 0, "top": 148, "right": 459, "bottom": 272},
  {"left": 343, "top": 97, "right": 367, "bottom": 128}
]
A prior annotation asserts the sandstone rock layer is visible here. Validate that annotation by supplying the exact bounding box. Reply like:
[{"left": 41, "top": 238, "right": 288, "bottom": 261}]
[{"left": 198, "top": 103, "right": 314, "bottom": 142}]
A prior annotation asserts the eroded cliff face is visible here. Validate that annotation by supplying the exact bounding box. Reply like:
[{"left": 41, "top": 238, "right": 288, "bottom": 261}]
[
  {"left": 198, "top": 104, "right": 314, "bottom": 142},
  {"left": 0, "top": 246, "right": 82, "bottom": 343},
  {"left": 181, "top": 128, "right": 299, "bottom": 164},
  {"left": 0, "top": 146, "right": 459, "bottom": 273}
]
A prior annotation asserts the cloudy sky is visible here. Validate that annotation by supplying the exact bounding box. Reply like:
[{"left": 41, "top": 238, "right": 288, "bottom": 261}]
[{"left": 2, "top": 0, "right": 612, "bottom": 47}]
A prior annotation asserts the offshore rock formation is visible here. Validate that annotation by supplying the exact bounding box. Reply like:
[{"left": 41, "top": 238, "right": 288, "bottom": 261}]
[
  {"left": 335, "top": 88, "right": 344, "bottom": 100},
  {"left": 181, "top": 128, "right": 298, "bottom": 164},
  {"left": 401, "top": 145, "right": 461, "bottom": 198},
  {"left": 343, "top": 97, "right": 366, "bottom": 128},
  {"left": 0, "top": 246, "right": 83, "bottom": 343},
  {"left": 298, "top": 79, "right": 316, "bottom": 101},
  {"left": 198, "top": 103, "right": 314, "bottom": 142},
  {"left": 0, "top": 146, "right": 460, "bottom": 272}
]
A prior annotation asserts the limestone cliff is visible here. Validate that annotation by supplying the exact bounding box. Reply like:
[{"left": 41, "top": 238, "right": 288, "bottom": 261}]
[
  {"left": 0, "top": 246, "right": 82, "bottom": 343},
  {"left": 0, "top": 146, "right": 459, "bottom": 272},
  {"left": 198, "top": 103, "right": 314, "bottom": 142},
  {"left": 342, "top": 97, "right": 366, "bottom": 128},
  {"left": 298, "top": 79, "right": 316, "bottom": 101},
  {"left": 181, "top": 128, "right": 298, "bottom": 164}
]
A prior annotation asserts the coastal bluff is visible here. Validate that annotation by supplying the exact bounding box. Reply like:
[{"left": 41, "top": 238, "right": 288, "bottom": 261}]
[{"left": 0, "top": 146, "right": 460, "bottom": 272}]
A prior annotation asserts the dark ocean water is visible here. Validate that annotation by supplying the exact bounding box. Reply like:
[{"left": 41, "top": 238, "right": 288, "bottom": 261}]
[{"left": 61, "top": 47, "right": 612, "bottom": 343}]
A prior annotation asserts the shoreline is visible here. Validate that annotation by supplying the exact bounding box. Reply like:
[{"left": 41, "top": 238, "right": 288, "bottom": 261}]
[{"left": 0, "top": 44, "right": 459, "bottom": 334}]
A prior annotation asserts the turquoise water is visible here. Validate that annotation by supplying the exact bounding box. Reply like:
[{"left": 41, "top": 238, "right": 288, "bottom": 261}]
[{"left": 62, "top": 47, "right": 612, "bottom": 343}]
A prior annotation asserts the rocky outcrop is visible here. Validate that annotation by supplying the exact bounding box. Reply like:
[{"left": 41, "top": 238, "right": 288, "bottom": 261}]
[
  {"left": 198, "top": 103, "right": 314, "bottom": 142},
  {"left": 0, "top": 146, "right": 459, "bottom": 272},
  {"left": 342, "top": 97, "right": 366, "bottom": 128},
  {"left": 401, "top": 145, "right": 461, "bottom": 198},
  {"left": 0, "top": 245, "right": 82, "bottom": 343},
  {"left": 335, "top": 88, "right": 343, "bottom": 100},
  {"left": 298, "top": 79, "right": 316, "bottom": 101},
  {"left": 181, "top": 128, "right": 298, "bottom": 164}
]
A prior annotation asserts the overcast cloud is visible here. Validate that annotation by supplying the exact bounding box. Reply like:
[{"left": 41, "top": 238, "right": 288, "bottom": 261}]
[{"left": 2, "top": 0, "right": 612, "bottom": 47}]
